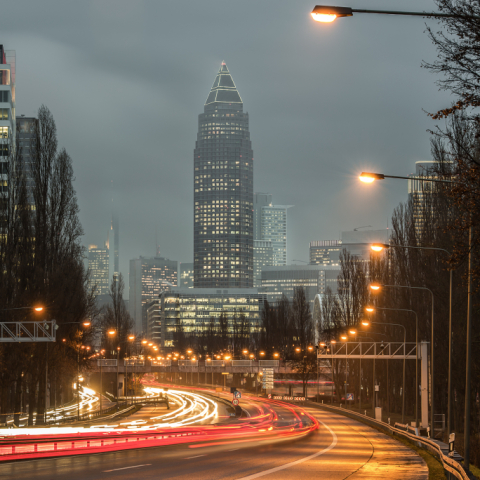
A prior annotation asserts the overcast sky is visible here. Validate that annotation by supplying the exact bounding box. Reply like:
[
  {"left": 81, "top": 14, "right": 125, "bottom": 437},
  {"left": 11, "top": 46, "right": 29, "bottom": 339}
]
[{"left": 1, "top": 0, "right": 452, "bottom": 298}]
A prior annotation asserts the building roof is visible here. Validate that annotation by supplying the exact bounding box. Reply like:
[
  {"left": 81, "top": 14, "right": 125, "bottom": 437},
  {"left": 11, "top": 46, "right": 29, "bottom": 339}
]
[{"left": 205, "top": 62, "right": 242, "bottom": 105}]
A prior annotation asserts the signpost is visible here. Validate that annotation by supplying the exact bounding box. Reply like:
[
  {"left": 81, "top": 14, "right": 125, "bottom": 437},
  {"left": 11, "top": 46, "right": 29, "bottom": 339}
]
[{"left": 262, "top": 368, "right": 274, "bottom": 392}]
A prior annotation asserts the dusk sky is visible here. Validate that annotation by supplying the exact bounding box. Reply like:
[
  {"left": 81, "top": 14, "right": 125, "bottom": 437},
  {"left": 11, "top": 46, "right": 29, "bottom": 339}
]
[{"left": 1, "top": 0, "right": 452, "bottom": 298}]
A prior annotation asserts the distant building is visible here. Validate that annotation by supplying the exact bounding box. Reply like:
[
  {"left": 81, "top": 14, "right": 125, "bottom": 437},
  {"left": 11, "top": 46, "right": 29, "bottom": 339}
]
[
  {"left": 145, "top": 299, "right": 161, "bottom": 345},
  {"left": 0, "top": 46, "right": 15, "bottom": 181},
  {"left": 159, "top": 288, "right": 266, "bottom": 351},
  {"left": 16, "top": 116, "right": 36, "bottom": 204},
  {"left": 193, "top": 62, "right": 254, "bottom": 288},
  {"left": 253, "top": 240, "right": 273, "bottom": 287},
  {"left": 129, "top": 256, "right": 178, "bottom": 333},
  {"left": 309, "top": 240, "right": 342, "bottom": 266},
  {"left": 253, "top": 193, "right": 292, "bottom": 286},
  {"left": 260, "top": 264, "right": 340, "bottom": 310},
  {"left": 87, "top": 244, "right": 110, "bottom": 296},
  {"left": 178, "top": 262, "right": 194, "bottom": 289}
]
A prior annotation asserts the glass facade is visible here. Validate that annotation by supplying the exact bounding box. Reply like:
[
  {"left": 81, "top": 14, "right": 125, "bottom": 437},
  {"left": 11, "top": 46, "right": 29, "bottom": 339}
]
[
  {"left": 309, "top": 240, "right": 342, "bottom": 266},
  {"left": 253, "top": 240, "right": 273, "bottom": 287},
  {"left": 87, "top": 244, "right": 110, "bottom": 296},
  {"left": 160, "top": 289, "right": 265, "bottom": 350},
  {"left": 194, "top": 63, "right": 253, "bottom": 288}
]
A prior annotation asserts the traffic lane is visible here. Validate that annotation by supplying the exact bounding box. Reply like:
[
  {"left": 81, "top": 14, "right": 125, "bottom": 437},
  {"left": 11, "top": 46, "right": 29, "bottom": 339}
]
[
  {"left": 289, "top": 406, "right": 428, "bottom": 480},
  {"left": 0, "top": 404, "right": 325, "bottom": 480},
  {"left": 0, "top": 426, "right": 329, "bottom": 480}
]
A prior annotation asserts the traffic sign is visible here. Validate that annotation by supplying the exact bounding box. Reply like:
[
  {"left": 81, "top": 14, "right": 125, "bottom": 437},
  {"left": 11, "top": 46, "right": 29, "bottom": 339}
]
[
  {"left": 232, "top": 399, "right": 239, "bottom": 406},
  {"left": 234, "top": 391, "right": 242, "bottom": 399},
  {"left": 346, "top": 393, "right": 354, "bottom": 401}
]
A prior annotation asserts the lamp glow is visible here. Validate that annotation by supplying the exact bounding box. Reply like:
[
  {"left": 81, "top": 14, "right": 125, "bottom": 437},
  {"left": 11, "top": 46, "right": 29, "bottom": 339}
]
[
  {"left": 362, "top": 321, "right": 370, "bottom": 326},
  {"left": 370, "top": 284, "right": 381, "bottom": 291},
  {"left": 366, "top": 307, "right": 375, "bottom": 312},
  {"left": 311, "top": 12, "right": 337, "bottom": 22}
]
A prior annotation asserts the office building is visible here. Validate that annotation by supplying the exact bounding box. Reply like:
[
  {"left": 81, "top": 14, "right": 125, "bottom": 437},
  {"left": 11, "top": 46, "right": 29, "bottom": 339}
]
[
  {"left": 193, "top": 62, "right": 253, "bottom": 288},
  {"left": 159, "top": 288, "right": 265, "bottom": 350},
  {"left": 253, "top": 193, "right": 291, "bottom": 286},
  {"left": 129, "top": 256, "right": 178, "bottom": 333},
  {"left": 260, "top": 264, "right": 341, "bottom": 310},
  {"left": 145, "top": 299, "right": 161, "bottom": 345},
  {"left": 253, "top": 240, "right": 273, "bottom": 287},
  {"left": 87, "top": 244, "right": 110, "bottom": 296},
  {"left": 107, "top": 214, "right": 119, "bottom": 284},
  {"left": 0, "top": 46, "right": 15, "bottom": 179},
  {"left": 179, "top": 262, "right": 194, "bottom": 289},
  {"left": 309, "top": 240, "right": 342, "bottom": 266}
]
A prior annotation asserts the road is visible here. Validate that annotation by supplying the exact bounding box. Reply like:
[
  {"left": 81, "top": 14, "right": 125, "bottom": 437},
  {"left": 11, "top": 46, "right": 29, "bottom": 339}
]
[{"left": 0, "top": 397, "right": 427, "bottom": 479}]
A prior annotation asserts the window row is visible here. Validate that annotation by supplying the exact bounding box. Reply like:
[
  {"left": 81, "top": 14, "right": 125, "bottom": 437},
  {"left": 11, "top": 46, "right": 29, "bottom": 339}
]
[{"left": 0, "top": 91, "right": 9, "bottom": 103}]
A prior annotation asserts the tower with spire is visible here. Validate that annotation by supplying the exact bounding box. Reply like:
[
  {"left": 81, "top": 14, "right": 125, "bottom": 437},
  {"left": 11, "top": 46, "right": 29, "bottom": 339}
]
[{"left": 193, "top": 63, "right": 254, "bottom": 288}]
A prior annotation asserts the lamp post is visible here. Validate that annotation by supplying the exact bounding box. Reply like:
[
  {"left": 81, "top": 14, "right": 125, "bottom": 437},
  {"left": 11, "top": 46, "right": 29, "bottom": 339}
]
[
  {"left": 371, "top": 283, "right": 434, "bottom": 432},
  {"left": 365, "top": 306, "right": 418, "bottom": 427},
  {"left": 371, "top": 242, "right": 454, "bottom": 433},
  {"left": 310, "top": 5, "right": 477, "bottom": 23}
]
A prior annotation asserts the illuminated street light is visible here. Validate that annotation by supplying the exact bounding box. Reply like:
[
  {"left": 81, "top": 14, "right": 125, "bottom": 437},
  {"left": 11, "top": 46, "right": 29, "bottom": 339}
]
[
  {"left": 260, "top": 351, "right": 265, "bottom": 356},
  {"left": 361, "top": 321, "right": 370, "bottom": 326},
  {"left": 187, "top": 349, "right": 192, "bottom": 354},
  {"left": 369, "top": 283, "right": 381, "bottom": 291},
  {"left": 341, "top": 335, "right": 347, "bottom": 341},
  {"left": 295, "top": 347, "right": 301, "bottom": 353},
  {"left": 359, "top": 172, "right": 385, "bottom": 183},
  {"left": 83, "top": 321, "right": 91, "bottom": 327},
  {"left": 34, "top": 306, "right": 44, "bottom": 312},
  {"left": 108, "top": 329, "right": 116, "bottom": 336},
  {"left": 371, "top": 243, "right": 389, "bottom": 252},
  {"left": 273, "top": 353, "right": 279, "bottom": 358},
  {"left": 365, "top": 307, "right": 375, "bottom": 312},
  {"left": 349, "top": 330, "right": 357, "bottom": 335},
  {"left": 311, "top": 5, "right": 353, "bottom": 22}
]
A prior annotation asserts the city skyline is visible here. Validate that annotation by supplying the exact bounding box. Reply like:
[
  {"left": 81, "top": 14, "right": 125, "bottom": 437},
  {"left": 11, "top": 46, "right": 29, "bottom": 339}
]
[{"left": 0, "top": 1, "right": 451, "bottom": 297}]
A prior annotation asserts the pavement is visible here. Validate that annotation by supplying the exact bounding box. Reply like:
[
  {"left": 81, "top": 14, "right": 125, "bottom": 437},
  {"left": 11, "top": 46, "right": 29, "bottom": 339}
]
[{"left": 0, "top": 396, "right": 428, "bottom": 479}]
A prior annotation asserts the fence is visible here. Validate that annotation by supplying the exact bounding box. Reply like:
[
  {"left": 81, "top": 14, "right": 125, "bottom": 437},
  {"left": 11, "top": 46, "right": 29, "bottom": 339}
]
[
  {"left": 178, "top": 360, "right": 198, "bottom": 367},
  {"left": 232, "top": 360, "right": 252, "bottom": 367},
  {"left": 259, "top": 360, "right": 279, "bottom": 367}
]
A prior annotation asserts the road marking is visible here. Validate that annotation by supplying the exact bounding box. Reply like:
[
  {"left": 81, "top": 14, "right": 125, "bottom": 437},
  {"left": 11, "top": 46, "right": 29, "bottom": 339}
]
[
  {"left": 103, "top": 464, "right": 151, "bottom": 472},
  {"left": 186, "top": 455, "right": 205, "bottom": 459},
  {"left": 235, "top": 420, "right": 337, "bottom": 480},
  {"left": 229, "top": 448, "right": 239, "bottom": 451}
]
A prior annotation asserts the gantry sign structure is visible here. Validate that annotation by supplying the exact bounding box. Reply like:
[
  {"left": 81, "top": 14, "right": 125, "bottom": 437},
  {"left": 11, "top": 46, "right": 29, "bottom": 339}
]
[
  {"left": 0, "top": 320, "right": 56, "bottom": 342},
  {"left": 318, "top": 341, "right": 429, "bottom": 428}
]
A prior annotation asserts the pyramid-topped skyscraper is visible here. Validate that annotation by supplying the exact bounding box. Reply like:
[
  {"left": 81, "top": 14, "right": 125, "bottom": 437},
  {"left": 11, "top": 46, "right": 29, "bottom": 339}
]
[{"left": 193, "top": 63, "right": 253, "bottom": 288}]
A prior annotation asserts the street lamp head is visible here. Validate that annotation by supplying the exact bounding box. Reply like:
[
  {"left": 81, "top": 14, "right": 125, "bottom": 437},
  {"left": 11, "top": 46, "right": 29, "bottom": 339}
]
[
  {"left": 371, "top": 243, "right": 389, "bottom": 252},
  {"left": 349, "top": 330, "right": 357, "bottom": 335},
  {"left": 308, "top": 346, "right": 313, "bottom": 351},
  {"left": 142, "top": 340, "right": 147, "bottom": 344},
  {"left": 359, "top": 172, "right": 385, "bottom": 183},
  {"left": 331, "top": 340, "right": 336, "bottom": 344},
  {"left": 362, "top": 321, "right": 370, "bottom": 326},
  {"left": 365, "top": 307, "right": 375, "bottom": 312},
  {"left": 369, "top": 283, "right": 381, "bottom": 291},
  {"left": 108, "top": 329, "right": 116, "bottom": 335},
  {"left": 34, "top": 306, "right": 44, "bottom": 312},
  {"left": 274, "top": 353, "right": 279, "bottom": 358},
  {"left": 320, "top": 342, "right": 326, "bottom": 347},
  {"left": 260, "top": 351, "right": 265, "bottom": 356},
  {"left": 295, "top": 347, "right": 301, "bottom": 352},
  {"left": 341, "top": 335, "right": 348, "bottom": 341},
  {"left": 242, "top": 349, "right": 248, "bottom": 354},
  {"left": 82, "top": 321, "right": 91, "bottom": 327},
  {"left": 128, "top": 335, "right": 135, "bottom": 341},
  {"left": 311, "top": 5, "right": 353, "bottom": 22},
  {"left": 187, "top": 349, "right": 192, "bottom": 354}
]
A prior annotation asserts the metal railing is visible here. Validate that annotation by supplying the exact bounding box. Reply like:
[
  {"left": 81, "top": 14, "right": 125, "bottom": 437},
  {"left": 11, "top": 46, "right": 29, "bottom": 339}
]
[
  {"left": 152, "top": 359, "right": 171, "bottom": 366},
  {"left": 97, "top": 359, "right": 117, "bottom": 367},
  {"left": 178, "top": 360, "right": 198, "bottom": 367},
  {"left": 259, "top": 360, "right": 279, "bottom": 367},
  {"left": 232, "top": 360, "right": 252, "bottom": 366},
  {"left": 207, "top": 360, "right": 225, "bottom": 367},
  {"left": 0, "top": 320, "right": 56, "bottom": 343}
]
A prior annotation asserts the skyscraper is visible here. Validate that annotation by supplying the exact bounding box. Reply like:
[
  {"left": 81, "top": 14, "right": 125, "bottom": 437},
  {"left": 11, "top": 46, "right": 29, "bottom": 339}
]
[
  {"left": 0, "top": 46, "right": 15, "bottom": 178},
  {"left": 253, "top": 193, "right": 291, "bottom": 286},
  {"left": 129, "top": 256, "right": 178, "bottom": 333},
  {"left": 87, "top": 244, "right": 110, "bottom": 296},
  {"left": 193, "top": 63, "right": 253, "bottom": 288}
]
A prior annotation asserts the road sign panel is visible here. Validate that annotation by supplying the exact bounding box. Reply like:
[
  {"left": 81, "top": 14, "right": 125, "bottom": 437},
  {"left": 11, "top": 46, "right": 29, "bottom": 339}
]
[
  {"left": 232, "top": 399, "right": 239, "bottom": 406},
  {"left": 346, "top": 393, "right": 354, "bottom": 401},
  {"left": 234, "top": 391, "right": 241, "bottom": 399}
]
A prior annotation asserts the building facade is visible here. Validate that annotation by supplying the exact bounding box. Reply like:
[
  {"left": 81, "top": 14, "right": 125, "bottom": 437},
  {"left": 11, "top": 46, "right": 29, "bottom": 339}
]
[
  {"left": 129, "top": 256, "right": 178, "bottom": 333},
  {"left": 193, "top": 62, "right": 254, "bottom": 288},
  {"left": 159, "top": 288, "right": 265, "bottom": 351},
  {"left": 178, "top": 262, "right": 194, "bottom": 289},
  {"left": 309, "top": 240, "right": 342, "bottom": 266},
  {"left": 146, "top": 299, "right": 162, "bottom": 346},
  {"left": 260, "top": 264, "right": 340, "bottom": 310},
  {"left": 87, "top": 244, "right": 110, "bottom": 296},
  {"left": 253, "top": 240, "right": 273, "bottom": 288},
  {"left": 0, "top": 46, "right": 15, "bottom": 183}
]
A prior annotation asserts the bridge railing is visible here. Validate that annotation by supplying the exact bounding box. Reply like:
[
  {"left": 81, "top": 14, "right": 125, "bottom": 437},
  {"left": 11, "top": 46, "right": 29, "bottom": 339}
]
[
  {"left": 179, "top": 360, "right": 198, "bottom": 367},
  {"left": 207, "top": 360, "right": 225, "bottom": 367},
  {"left": 232, "top": 360, "right": 252, "bottom": 366},
  {"left": 152, "top": 359, "right": 171, "bottom": 366},
  {"left": 259, "top": 360, "right": 279, "bottom": 367}
]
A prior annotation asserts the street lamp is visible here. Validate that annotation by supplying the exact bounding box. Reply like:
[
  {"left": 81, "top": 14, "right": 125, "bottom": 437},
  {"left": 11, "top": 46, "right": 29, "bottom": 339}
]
[
  {"left": 311, "top": 6, "right": 475, "bottom": 24},
  {"left": 370, "top": 282, "right": 434, "bottom": 432},
  {"left": 370, "top": 241, "right": 455, "bottom": 434}
]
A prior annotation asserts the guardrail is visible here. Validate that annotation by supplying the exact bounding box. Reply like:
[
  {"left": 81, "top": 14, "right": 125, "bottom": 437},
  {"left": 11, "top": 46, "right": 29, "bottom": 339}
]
[
  {"left": 179, "top": 360, "right": 198, "bottom": 367},
  {"left": 207, "top": 360, "right": 225, "bottom": 367},
  {"left": 232, "top": 360, "right": 252, "bottom": 366},
  {"left": 259, "top": 360, "right": 279, "bottom": 367},
  {"left": 305, "top": 402, "right": 469, "bottom": 480}
]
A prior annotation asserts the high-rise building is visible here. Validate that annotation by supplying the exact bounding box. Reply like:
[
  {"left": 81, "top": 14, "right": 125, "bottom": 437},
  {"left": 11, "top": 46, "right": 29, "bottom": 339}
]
[
  {"left": 129, "top": 256, "right": 178, "bottom": 333},
  {"left": 0, "top": 46, "right": 15, "bottom": 179},
  {"left": 253, "top": 193, "right": 291, "bottom": 285},
  {"left": 178, "top": 262, "right": 194, "bottom": 289},
  {"left": 193, "top": 62, "right": 253, "bottom": 288},
  {"left": 87, "top": 244, "right": 110, "bottom": 296},
  {"left": 16, "top": 116, "right": 36, "bottom": 204},
  {"left": 253, "top": 240, "right": 273, "bottom": 288}
]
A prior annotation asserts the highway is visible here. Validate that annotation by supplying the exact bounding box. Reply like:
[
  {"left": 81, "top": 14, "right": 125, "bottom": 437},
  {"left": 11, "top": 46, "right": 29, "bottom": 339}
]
[{"left": 0, "top": 390, "right": 428, "bottom": 480}]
